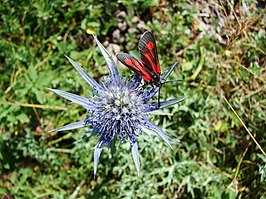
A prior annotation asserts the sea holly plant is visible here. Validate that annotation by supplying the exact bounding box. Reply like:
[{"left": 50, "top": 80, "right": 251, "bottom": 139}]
[{"left": 49, "top": 35, "right": 185, "bottom": 176}]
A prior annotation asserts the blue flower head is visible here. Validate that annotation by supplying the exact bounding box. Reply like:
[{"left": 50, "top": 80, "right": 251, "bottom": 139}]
[{"left": 49, "top": 35, "right": 185, "bottom": 176}]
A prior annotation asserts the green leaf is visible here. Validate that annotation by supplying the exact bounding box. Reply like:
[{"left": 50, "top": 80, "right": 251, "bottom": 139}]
[
  {"left": 16, "top": 113, "right": 30, "bottom": 123},
  {"left": 182, "top": 61, "right": 194, "bottom": 71}
]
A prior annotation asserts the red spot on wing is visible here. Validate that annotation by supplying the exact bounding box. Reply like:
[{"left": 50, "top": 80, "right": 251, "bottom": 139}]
[
  {"left": 156, "top": 63, "right": 160, "bottom": 73},
  {"left": 134, "top": 60, "right": 152, "bottom": 82},
  {"left": 125, "top": 59, "right": 133, "bottom": 65},
  {"left": 146, "top": 42, "right": 154, "bottom": 50},
  {"left": 144, "top": 52, "right": 160, "bottom": 74},
  {"left": 124, "top": 57, "right": 152, "bottom": 82},
  {"left": 140, "top": 72, "right": 152, "bottom": 82}
]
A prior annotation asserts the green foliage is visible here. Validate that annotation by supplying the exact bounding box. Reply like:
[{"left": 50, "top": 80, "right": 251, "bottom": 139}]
[{"left": 0, "top": 0, "right": 265, "bottom": 198}]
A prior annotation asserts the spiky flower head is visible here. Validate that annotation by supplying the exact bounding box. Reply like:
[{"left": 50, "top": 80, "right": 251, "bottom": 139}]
[{"left": 49, "top": 35, "right": 185, "bottom": 176}]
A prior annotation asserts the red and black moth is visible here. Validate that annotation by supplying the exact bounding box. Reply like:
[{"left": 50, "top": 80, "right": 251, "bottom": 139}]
[{"left": 116, "top": 31, "right": 161, "bottom": 86}]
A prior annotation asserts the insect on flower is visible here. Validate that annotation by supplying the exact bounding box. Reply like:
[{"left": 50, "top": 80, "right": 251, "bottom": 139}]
[
  {"left": 49, "top": 34, "right": 185, "bottom": 176},
  {"left": 116, "top": 31, "right": 183, "bottom": 106}
]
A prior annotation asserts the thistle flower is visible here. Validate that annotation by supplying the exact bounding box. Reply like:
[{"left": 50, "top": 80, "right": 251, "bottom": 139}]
[{"left": 49, "top": 35, "right": 185, "bottom": 176}]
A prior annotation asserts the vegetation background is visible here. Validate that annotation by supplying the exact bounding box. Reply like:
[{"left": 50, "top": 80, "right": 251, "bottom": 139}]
[{"left": 0, "top": 0, "right": 265, "bottom": 198}]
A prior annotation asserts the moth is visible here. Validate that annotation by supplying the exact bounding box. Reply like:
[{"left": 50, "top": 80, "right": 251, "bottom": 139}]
[
  {"left": 116, "top": 31, "right": 182, "bottom": 107},
  {"left": 116, "top": 31, "right": 161, "bottom": 86}
]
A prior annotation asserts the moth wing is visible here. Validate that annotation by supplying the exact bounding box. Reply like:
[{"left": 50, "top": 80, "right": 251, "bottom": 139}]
[{"left": 138, "top": 31, "right": 161, "bottom": 74}]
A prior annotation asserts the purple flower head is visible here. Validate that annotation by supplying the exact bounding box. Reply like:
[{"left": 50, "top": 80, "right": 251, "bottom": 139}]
[{"left": 49, "top": 35, "right": 185, "bottom": 176}]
